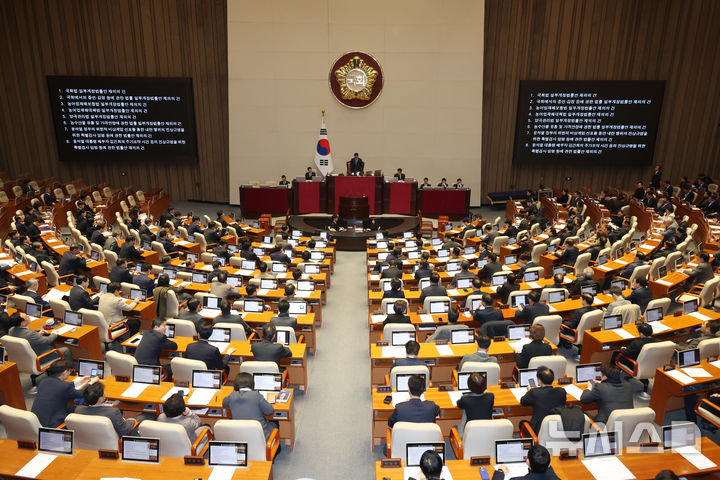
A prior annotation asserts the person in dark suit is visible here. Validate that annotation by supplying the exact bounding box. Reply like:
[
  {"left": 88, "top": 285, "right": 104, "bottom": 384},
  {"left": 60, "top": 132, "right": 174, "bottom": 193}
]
[
  {"left": 31, "top": 242, "right": 55, "bottom": 266},
  {"left": 437, "top": 178, "right": 449, "bottom": 189},
  {"left": 42, "top": 187, "right": 57, "bottom": 206},
  {"left": 419, "top": 273, "right": 448, "bottom": 305},
  {"left": 134, "top": 318, "right": 178, "bottom": 378},
  {"left": 458, "top": 335, "right": 498, "bottom": 370},
  {"left": 497, "top": 273, "right": 520, "bottom": 305},
  {"left": 250, "top": 323, "right": 292, "bottom": 367},
  {"left": 31, "top": 359, "right": 98, "bottom": 427},
  {"left": 478, "top": 253, "right": 503, "bottom": 281},
  {"left": 392, "top": 340, "right": 425, "bottom": 368},
  {"left": 74, "top": 382, "right": 136, "bottom": 436},
  {"left": 418, "top": 449, "right": 444, "bottom": 480},
  {"left": 426, "top": 308, "right": 467, "bottom": 342},
  {"left": 617, "top": 322, "right": 658, "bottom": 361},
  {"left": 491, "top": 444, "right": 561, "bottom": 480},
  {"left": 118, "top": 237, "right": 143, "bottom": 263},
  {"left": 69, "top": 275, "right": 99, "bottom": 311},
  {"left": 185, "top": 320, "right": 229, "bottom": 374},
  {"left": 625, "top": 277, "right": 653, "bottom": 313},
  {"left": 515, "top": 324, "right": 553, "bottom": 369},
  {"left": 132, "top": 263, "right": 155, "bottom": 296},
  {"left": 8, "top": 312, "right": 72, "bottom": 360},
  {"left": 304, "top": 167, "right": 316, "bottom": 180},
  {"left": 22, "top": 278, "right": 50, "bottom": 312},
  {"left": 579, "top": 363, "right": 638, "bottom": 424},
  {"left": 414, "top": 260, "right": 432, "bottom": 281},
  {"left": 650, "top": 165, "right": 662, "bottom": 188},
  {"left": 388, "top": 374, "right": 440, "bottom": 427},
  {"left": 419, "top": 177, "right": 431, "bottom": 189},
  {"left": 516, "top": 291, "right": 550, "bottom": 324},
  {"left": 394, "top": 168, "right": 406, "bottom": 181},
  {"left": 155, "top": 230, "right": 175, "bottom": 254},
  {"left": 457, "top": 372, "right": 494, "bottom": 433},
  {"left": 203, "top": 222, "right": 222, "bottom": 245},
  {"left": 269, "top": 246, "right": 291, "bottom": 265},
  {"left": 555, "top": 239, "right": 579, "bottom": 267},
  {"left": 473, "top": 294, "right": 503, "bottom": 325},
  {"left": 109, "top": 258, "right": 133, "bottom": 284},
  {"left": 214, "top": 300, "right": 254, "bottom": 337},
  {"left": 380, "top": 259, "right": 403, "bottom": 280},
  {"left": 563, "top": 293, "right": 595, "bottom": 330},
  {"left": 187, "top": 217, "right": 203, "bottom": 237},
  {"left": 179, "top": 299, "right": 204, "bottom": 329},
  {"left": 683, "top": 251, "right": 714, "bottom": 285},
  {"left": 279, "top": 175, "right": 290, "bottom": 186},
  {"left": 520, "top": 366, "right": 567, "bottom": 433},
  {"left": 349, "top": 153, "right": 364, "bottom": 175},
  {"left": 328, "top": 214, "right": 346, "bottom": 231},
  {"left": 222, "top": 372, "right": 276, "bottom": 440},
  {"left": 450, "top": 260, "right": 479, "bottom": 287},
  {"left": 58, "top": 244, "right": 86, "bottom": 277},
  {"left": 159, "top": 208, "right": 176, "bottom": 228},
  {"left": 453, "top": 178, "right": 464, "bottom": 188},
  {"left": 383, "top": 300, "right": 411, "bottom": 326},
  {"left": 382, "top": 277, "right": 405, "bottom": 300},
  {"left": 619, "top": 253, "right": 647, "bottom": 280},
  {"left": 89, "top": 222, "right": 107, "bottom": 247},
  {"left": 270, "top": 299, "right": 298, "bottom": 330}
]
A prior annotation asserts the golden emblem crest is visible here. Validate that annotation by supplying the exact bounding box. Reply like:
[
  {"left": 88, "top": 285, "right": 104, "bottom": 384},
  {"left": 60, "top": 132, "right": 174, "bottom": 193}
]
[{"left": 334, "top": 56, "right": 378, "bottom": 101}]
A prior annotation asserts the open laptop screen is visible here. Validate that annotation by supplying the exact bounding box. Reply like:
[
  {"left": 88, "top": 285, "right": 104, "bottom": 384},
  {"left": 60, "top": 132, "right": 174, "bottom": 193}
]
[
  {"left": 406, "top": 442, "right": 445, "bottom": 467},
  {"left": 209, "top": 327, "right": 231, "bottom": 343},
  {"left": 191, "top": 370, "right": 222, "bottom": 389},
  {"left": 492, "top": 275, "right": 507, "bottom": 286},
  {"left": 457, "top": 371, "right": 486, "bottom": 391},
  {"left": 456, "top": 278, "right": 472, "bottom": 289},
  {"left": 241, "top": 260, "right": 256, "bottom": 271},
  {"left": 288, "top": 301, "right": 307, "bottom": 315},
  {"left": 253, "top": 373, "right": 283, "bottom": 392},
  {"left": 495, "top": 439, "right": 533, "bottom": 464},
  {"left": 507, "top": 324, "right": 530, "bottom": 341},
  {"left": 391, "top": 330, "right": 417, "bottom": 346},
  {"left": 645, "top": 306, "right": 663, "bottom": 322},
  {"left": 581, "top": 284, "right": 597, "bottom": 296},
  {"left": 203, "top": 296, "right": 221, "bottom": 309},
  {"left": 429, "top": 300, "right": 449, "bottom": 314},
  {"left": 130, "top": 289, "right": 146, "bottom": 301},
  {"left": 271, "top": 262, "right": 287, "bottom": 273},
  {"left": 446, "top": 262, "right": 461, "bottom": 272},
  {"left": 297, "top": 280, "right": 314, "bottom": 291},
  {"left": 162, "top": 268, "right": 177, "bottom": 279},
  {"left": 676, "top": 348, "right": 700, "bottom": 368},
  {"left": 304, "top": 264, "right": 321, "bottom": 274},
  {"left": 602, "top": 314, "right": 622, "bottom": 330},
  {"left": 121, "top": 437, "right": 160, "bottom": 463},
  {"left": 192, "top": 272, "right": 207, "bottom": 284},
  {"left": 227, "top": 275, "right": 241, "bottom": 287},
  {"left": 275, "top": 329, "right": 290, "bottom": 345},
  {"left": 683, "top": 298, "right": 699, "bottom": 315},
  {"left": 26, "top": 302, "right": 41, "bottom": 319},
  {"left": 575, "top": 363, "right": 602, "bottom": 383},
  {"left": 38, "top": 427, "right": 73, "bottom": 455},
  {"left": 260, "top": 278, "right": 278, "bottom": 290},
  {"left": 523, "top": 270, "right": 540, "bottom": 282},
  {"left": 510, "top": 294, "right": 528, "bottom": 308},
  {"left": 243, "top": 299, "right": 264, "bottom": 313},
  {"left": 547, "top": 290, "right": 566, "bottom": 304},
  {"left": 208, "top": 441, "right": 248, "bottom": 467},
  {"left": 212, "top": 256, "right": 226, "bottom": 267}
]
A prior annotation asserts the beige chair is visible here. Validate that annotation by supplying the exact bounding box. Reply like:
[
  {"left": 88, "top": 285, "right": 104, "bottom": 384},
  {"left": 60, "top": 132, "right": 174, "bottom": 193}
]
[
  {"left": 678, "top": 276, "right": 720, "bottom": 308},
  {"left": 213, "top": 419, "right": 280, "bottom": 461},
  {"left": 380, "top": 297, "right": 409, "bottom": 315},
  {"left": 239, "top": 361, "right": 279, "bottom": 376},
  {"left": 450, "top": 419, "right": 514, "bottom": 459},
  {"left": 103, "top": 250, "right": 118, "bottom": 269},
  {"left": 646, "top": 298, "right": 671, "bottom": 317},
  {"left": 389, "top": 365, "right": 430, "bottom": 390},
  {"left": 65, "top": 183, "right": 77, "bottom": 196},
  {"left": 135, "top": 190, "right": 147, "bottom": 203},
  {"left": 573, "top": 252, "right": 591, "bottom": 275},
  {"left": 648, "top": 257, "right": 666, "bottom": 280},
  {"left": 194, "top": 232, "right": 208, "bottom": 252},
  {"left": 699, "top": 337, "right": 720, "bottom": 361},
  {"left": 9, "top": 293, "right": 35, "bottom": 313},
  {"left": 106, "top": 350, "right": 137, "bottom": 378},
  {"left": 388, "top": 422, "right": 442, "bottom": 461},
  {"left": 151, "top": 241, "right": 169, "bottom": 258},
  {"left": 274, "top": 325, "right": 297, "bottom": 344},
  {"left": 422, "top": 295, "right": 451, "bottom": 312},
  {"left": 463, "top": 294, "right": 483, "bottom": 309},
  {"left": 523, "top": 413, "right": 597, "bottom": 455},
  {"left": 528, "top": 355, "right": 567, "bottom": 380},
  {"left": 382, "top": 323, "right": 417, "bottom": 343},
  {"left": 603, "top": 408, "right": 658, "bottom": 448},
  {"left": 0, "top": 191, "right": 9, "bottom": 205},
  {"left": 91, "top": 244, "right": 105, "bottom": 261},
  {"left": 48, "top": 298, "right": 71, "bottom": 320},
  {"left": 559, "top": 309, "right": 603, "bottom": 347},
  {"left": 626, "top": 264, "right": 651, "bottom": 286},
  {"left": 532, "top": 315, "right": 562, "bottom": 346},
  {"left": 0, "top": 335, "right": 64, "bottom": 387},
  {"left": 170, "top": 357, "right": 207, "bottom": 385},
  {"left": 614, "top": 303, "right": 642, "bottom": 324},
  {"left": 696, "top": 399, "right": 720, "bottom": 429},
  {"left": 93, "top": 275, "right": 111, "bottom": 291},
  {"left": 616, "top": 341, "right": 676, "bottom": 389},
  {"left": 127, "top": 195, "right": 136, "bottom": 208},
  {"left": 215, "top": 322, "right": 249, "bottom": 341},
  {"left": 65, "top": 413, "right": 128, "bottom": 451},
  {"left": 167, "top": 318, "right": 196, "bottom": 337},
  {"left": 462, "top": 229, "right": 476, "bottom": 245},
  {"left": 459, "top": 362, "right": 501, "bottom": 386},
  {"left": 54, "top": 187, "right": 65, "bottom": 201},
  {"left": 120, "top": 281, "right": 140, "bottom": 296},
  {"left": 492, "top": 236, "right": 509, "bottom": 254},
  {"left": 41, "top": 261, "right": 63, "bottom": 287},
  {"left": 103, "top": 186, "right": 112, "bottom": 198},
  {"left": 92, "top": 190, "right": 103, "bottom": 203},
  {"left": 79, "top": 308, "right": 128, "bottom": 351},
  {"left": 137, "top": 420, "right": 211, "bottom": 458},
  {"left": 0, "top": 405, "right": 42, "bottom": 441}
]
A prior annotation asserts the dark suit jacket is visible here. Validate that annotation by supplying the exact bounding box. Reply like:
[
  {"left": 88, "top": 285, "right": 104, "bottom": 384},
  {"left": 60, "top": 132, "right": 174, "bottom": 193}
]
[
  {"left": 388, "top": 397, "right": 440, "bottom": 427},
  {"left": 515, "top": 340, "right": 553, "bottom": 369},
  {"left": 414, "top": 268, "right": 432, "bottom": 280},
  {"left": 185, "top": 339, "right": 225, "bottom": 371},
  {"left": 383, "top": 289, "right": 405, "bottom": 299},
  {"left": 270, "top": 313, "right": 298, "bottom": 330},
  {"left": 479, "top": 261, "right": 503, "bottom": 280},
  {"left": 25, "top": 290, "right": 50, "bottom": 312},
  {"left": 520, "top": 385, "right": 567, "bottom": 432},
  {"left": 392, "top": 357, "right": 426, "bottom": 368},
  {"left": 203, "top": 228, "right": 221, "bottom": 245},
  {"left": 74, "top": 405, "right": 135, "bottom": 436},
  {"left": 269, "top": 251, "right": 291, "bottom": 264},
  {"left": 213, "top": 312, "right": 253, "bottom": 337},
  {"left": 31, "top": 377, "right": 85, "bottom": 427},
  {"left": 179, "top": 309, "right": 204, "bottom": 329},
  {"left": 419, "top": 285, "right": 448, "bottom": 304},
  {"left": 58, "top": 251, "right": 86, "bottom": 277},
  {"left": 134, "top": 329, "right": 177, "bottom": 366},
  {"left": 497, "top": 283, "right": 520, "bottom": 304},
  {"left": 109, "top": 266, "right": 133, "bottom": 284},
  {"left": 491, "top": 466, "right": 561, "bottom": 480},
  {"left": 564, "top": 306, "right": 593, "bottom": 330},
  {"left": 516, "top": 302, "right": 550, "bottom": 324},
  {"left": 556, "top": 246, "right": 579, "bottom": 266},
  {"left": 579, "top": 380, "right": 637, "bottom": 424},
  {"left": 473, "top": 307, "right": 503, "bottom": 325},
  {"left": 457, "top": 392, "right": 494, "bottom": 421},
  {"left": 383, "top": 313, "right": 411, "bottom": 326},
  {"left": 250, "top": 339, "right": 291, "bottom": 366},
  {"left": 118, "top": 243, "right": 143, "bottom": 262},
  {"left": 625, "top": 286, "right": 652, "bottom": 313},
  {"left": 349, "top": 157, "right": 364, "bottom": 173},
  {"left": 69, "top": 286, "right": 96, "bottom": 311},
  {"left": 133, "top": 274, "right": 155, "bottom": 295},
  {"left": 380, "top": 266, "right": 402, "bottom": 279},
  {"left": 620, "top": 336, "right": 658, "bottom": 360}
]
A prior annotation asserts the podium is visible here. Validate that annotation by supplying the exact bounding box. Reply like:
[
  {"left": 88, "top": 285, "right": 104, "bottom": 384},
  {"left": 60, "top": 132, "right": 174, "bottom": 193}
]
[
  {"left": 292, "top": 177, "right": 327, "bottom": 214},
  {"left": 328, "top": 175, "right": 382, "bottom": 215},
  {"left": 339, "top": 196, "right": 370, "bottom": 219},
  {"left": 383, "top": 179, "right": 417, "bottom": 215}
]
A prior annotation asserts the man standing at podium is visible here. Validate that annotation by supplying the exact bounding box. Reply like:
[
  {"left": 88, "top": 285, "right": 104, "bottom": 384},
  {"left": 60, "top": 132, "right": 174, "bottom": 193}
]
[{"left": 349, "top": 152, "right": 364, "bottom": 175}]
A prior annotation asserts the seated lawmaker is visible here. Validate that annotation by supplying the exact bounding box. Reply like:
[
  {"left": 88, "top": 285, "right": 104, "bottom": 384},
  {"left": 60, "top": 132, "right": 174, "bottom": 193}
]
[
  {"left": 31, "top": 359, "right": 98, "bottom": 427},
  {"left": 75, "top": 382, "right": 137, "bottom": 436},
  {"left": 426, "top": 308, "right": 467, "bottom": 343},
  {"left": 520, "top": 366, "right": 567, "bottom": 433},
  {"left": 186, "top": 320, "right": 230, "bottom": 373},
  {"left": 388, "top": 374, "right": 439, "bottom": 427},
  {"left": 158, "top": 393, "right": 205, "bottom": 441},
  {"left": 458, "top": 335, "right": 498, "bottom": 370},
  {"left": 393, "top": 340, "right": 424, "bottom": 368},
  {"left": 250, "top": 323, "right": 292, "bottom": 367},
  {"left": 457, "top": 372, "right": 494, "bottom": 434},
  {"left": 491, "top": 444, "right": 560, "bottom": 480},
  {"left": 222, "top": 373, "right": 276, "bottom": 440},
  {"left": 383, "top": 300, "right": 411, "bottom": 326},
  {"left": 383, "top": 277, "right": 405, "bottom": 299},
  {"left": 515, "top": 291, "right": 550, "bottom": 324},
  {"left": 473, "top": 294, "right": 503, "bottom": 325},
  {"left": 270, "top": 299, "right": 298, "bottom": 329},
  {"left": 135, "top": 318, "right": 178, "bottom": 378},
  {"left": 515, "top": 324, "right": 552, "bottom": 369},
  {"left": 419, "top": 273, "right": 447, "bottom": 304}
]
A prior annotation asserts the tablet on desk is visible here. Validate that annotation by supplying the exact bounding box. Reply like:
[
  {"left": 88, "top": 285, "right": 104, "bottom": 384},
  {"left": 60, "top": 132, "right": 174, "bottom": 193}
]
[
  {"left": 418, "top": 278, "right": 431, "bottom": 290},
  {"left": 395, "top": 373, "right": 427, "bottom": 392},
  {"left": 446, "top": 262, "right": 461, "bottom": 273},
  {"left": 662, "top": 422, "right": 697, "bottom": 450},
  {"left": 582, "top": 431, "right": 618, "bottom": 458},
  {"left": 133, "top": 365, "right": 162, "bottom": 385},
  {"left": 517, "top": 368, "right": 538, "bottom": 387},
  {"left": 683, "top": 298, "right": 699, "bottom": 315},
  {"left": 645, "top": 306, "right": 664, "bottom": 323},
  {"left": 227, "top": 275, "right": 241, "bottom": 287},
  {"left": 25, "top": 302, "right": 42, "bottom": 320},
  {"left": 406, "top": 442, "right": 444, "bottom": 467},
  {"left": 391, "top": 330, "right": 416, "bottom": 346},
  {"left": 596, "top": 255, "right": 608, "bottom": 265},
  {"left": 575, "top": 363, "right": 602, "bottom": 383},
  {"left": 492, "top": 274, "right": 507, "bottom": 286},
  {"left": 602, "top": 314, "right": 622, "bottom": 330},
  {"left": 507, "top": 324, "right": 530, "bottom": 341},
  {"left": 297, "top": 280, "right": 315, "bottom": 292},
  {"left": 288, "top": 301, "right": 307, "bottom": 315},
  {"left": 271, "top": 262, "right": 287, "bottom": 273},
  {"left": 129, "top": 289, "right": 146, "bottom": 301},
  {"left": 456, "top": 277, "right": 473, "bottom": 289},
  {"left": 676, "top": 348, "right": 700, "bottom": 368},
  {"left": 212, "top": 256, "right": 226, "bottom": 267},
  {"left": 428, "top": 300, "right": 449, "bottom": 314},
  {"left": 523, "top": 270, "right": 540, "bottom": 282},
  {"left": 611, "top": 278, "right": 627, "bottom": 290},
  {"left": 275, "top": 329, "right": 290, "bottom": 346},
  {"left": 408, "top": 250, "right": 421, "bottom": 260},
  {"left": 510, "top": 294, "right": 528, "bottom": 308},
  {"left": 186, "top": 252, "right": 199, "bottom": 262},
  {"left": 209, "top": 327, "right": 231, "bottom": 343},
  {"left": 457, "top": 371, "right": 486, "bottom": 392},
  {"left": 203, "top": 295, "right": 221, "bottom": 310},
  {"left": 208, "top": 441, "right": 248, "bottom": 468},
  {"left": 450, "top": 329, "right": 474, "bottom": 345},
  {"left": 192, "top": 272, "right": 207, "bottom": 284},
  {"left": 162, "top": 267, "right": 177, "bottom": 280},
  {"left": 121, "top": 437, "right": 159, "bottom": 463},
  {"left": 254, "top": 372, "right": 283, "bottom": 393},
  {"left": 547, "top": 290, "right": 566, "bottom": 304},
  {"left": 38, "top": 427, "right": 73, "bottom": 456},
  {"left": 78, "top": 359, "right": 105, "bottom": 379},
  {"left": 241, "top": 260, "right": 256, "bottom": 271},
  {"left": 437, "top": 249, "right": 450, "bottom": 258},
  {"left": 581, "top": 284, "right": 597, "bottom": 296},
  {"left": 192, "top": 369, "right": 223, "bottom": 389},
  {"left": 260, "top": 278, "right": 278, "bottom": 290},
  {"left": 385, "top": 301, "right": 406, "bottom": 315},
  {"left": 504, "top": 255, "right": 517, "bottom": 266},
  {"left": 243, "top": 299, "right": 264, "bottom": 313},
  {"left": 495, "top": 438, "right": 533, "bottom": 464},
  {"left": 304, "top": 264, "right": 321, "bottom": 274},
  {"left": 64, "top": 310, "right": 83, "bottom": 326}
]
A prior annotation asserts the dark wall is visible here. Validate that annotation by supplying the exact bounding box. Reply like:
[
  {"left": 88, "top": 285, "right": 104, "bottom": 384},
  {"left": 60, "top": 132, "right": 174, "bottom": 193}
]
[
  {"left": 483, "top": 0, "right": 720, "bottom": 196},
  {"left": 0, "top": 0, "right": 228, "bottom": 202}
]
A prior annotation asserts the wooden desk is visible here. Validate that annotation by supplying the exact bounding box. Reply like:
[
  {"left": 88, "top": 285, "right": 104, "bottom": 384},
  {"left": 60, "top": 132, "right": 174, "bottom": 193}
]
[
  {"left": 240, "top": 311, "right": 317, "bottom": 355},
  {"left": 0, "top": 362, "right": 26, "bottom": 409},
  {"left": 650, "top": 359, "right": 720, "bottom": 423},
  {"left": 7, "top": 264, "right": 47, "bottom": 295},
  {"left": 27, "top": 318, "right": 104, "bottom": 361},
  {"left": 371, "top": 382, "right": 589, "bottom": 447},
  {"left": 500, "top": 294, "right": 613, "bottom": 320},
  {"left": 367, "top": 312, "right": 474, "bottom": 345},
  {"left": 649, "top": 271, "right": 689, "bottom": 298},
  {"left": 0, "top": 439, "right": 273, "bottom": 480},
  {"left": 121, "top": 335, "right": 309, "bottom": 393},
  {"left": 579, "top": 308, "right": 719, "bottom": 364}
]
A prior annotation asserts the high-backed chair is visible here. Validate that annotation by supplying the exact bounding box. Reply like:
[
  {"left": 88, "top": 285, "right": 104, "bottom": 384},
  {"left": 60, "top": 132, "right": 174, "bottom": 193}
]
[
  {"left": 106, "top": 350, "right": 137, "bottom": 378},
  {"left": 167, "top": 319, "right": 197, "bottom": 338},
  {"left": 9, "top": 294, "right": 35, "bottom": 313},
  {"left": 603, "top": 408, "right": 657, "bottom": 448},
  {"left": 559, "top": 309, "right": 603, "bottom": 348},
  {"left": 387, "top": 422, "right": 442, "bottom": 461},
  {"left": 48, "top": 298, "right": 71, "bottom": 320},
  {"left": 274, "top": 325, "right": 298, "bottom": 344},
  {"left": 157, "top": 289, "right": 179, "bottom": 319},
  {"left": 459, "top": 362, "right": 500, "bottom": 386},
  {"left": 65, "top": 413, "right": 132, "bottom": 451},
  {"left": 521, "top": 413, "right": 598, "bottom": 455},
  {"left": 532, "top": 315, "right": 562, "bottom": 346},
  {"left": 170, "top": 357, "right": 207, "bottom": 385},
  {"left": 41, "top": 261, "right": 64, "bottom": 288},
  {"left": 615, "top": 341, "right": 676, "bottom": 388},
  {"left": 382, "top": 323, "right": 417, "bottom": 343},
  {"left": 699, "top": 337, "right": 720, "bottom": 360},
  {"left": 450, "top": 419, "right": 513, "bottom": 459},
  {"left": 388, "top": 365, "right": 430, "bottom": 390},
  {"left": 627, "top": 265, "right": 651, "bottom": 286},
  {"left": 137, "top": 420, "right": 212, "bottom": 458},
  {"left": 492, "top": 236, "right": 509, "bottom": 254},
  {"left": 677, "top": 276, "right": 720, "bottom": 308},
  {"left": 213, "top": 420, "right": 280, "bottom": 461},
  {"left": 79, "top": 308, "right": 128, "bottom": 351},
  {"left": 103, "top": 250, "right": 118, "bottom": 269},
  {"left": 573, "top": 253, "right": 591, "bottom": 275},
  {"left": 463, "top": 294, "right": 483, "bottom": 309},
  {"left": 614, "top": 303, "right": 642, "bottom": 324},
  {"left": 1, "top": 336, "right": 64, "bottom": 387},
  {"left": 528, "top": 355, "right": 567, "bottom": 380},
  {"left": 0, "top": 405, "right": 42, "bottom": 441},
  {"left": 239, "top": 361, "right": 279, "bottom": 376}
]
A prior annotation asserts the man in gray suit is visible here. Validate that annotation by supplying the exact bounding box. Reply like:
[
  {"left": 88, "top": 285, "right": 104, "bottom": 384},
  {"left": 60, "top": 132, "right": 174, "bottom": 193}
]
[
  {"left": 579, "top": 363, "right": 639, "bottom": 424},
  {"left": 250, "top": 323, "right": 292, "bottom": 367},
  {"left": 74, "top": 382, "right": 136, "bottom": 436},
  {"left": 419, "top": 273, "right": 448, "bottom": 305},
  {"left": 683, "top": 251, "right": 714, "bottom": 286},
  {"left": 426, "top": 308, "right": 468, "bottom": 343},
  {"left": 450, "top": 260, "right": 479, "bottom": 287},
  {"left": 269, "top": 299, "right": 298, "bottom": 330},
  {"left": 604, "top": 286, "right": 630, "bottom": 315},
  {"left": 222, "top": 372, "right": 276, "bottom": 440},
  {"left": 214, "top": 300, "right": 254, "bottom": 338},
  {"left": 458, "top": 335, "right": 498, "bottom": 370},
  {"left": 31, "top": 359, "right": 98, "bottom": 427},
  {"left": 9, "top": 311, "right": 73, "bottom": 361},
  {"left": 209, "top": 271, "right": 237, "bottom": 301},
  {"left": 179, "top": 299, "right": 204, "bottom": 329}
]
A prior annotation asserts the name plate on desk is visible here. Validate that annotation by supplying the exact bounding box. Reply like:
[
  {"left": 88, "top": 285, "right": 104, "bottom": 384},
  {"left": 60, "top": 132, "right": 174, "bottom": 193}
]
[
  {"left": 99, "top": 449, "right": 119, "bottom": 459},
  {"left": 184, "top": 455, "right": 204, "bottom": 465},
  {"left": 381, "top": 458, "right": 402, "bottom": 468}
]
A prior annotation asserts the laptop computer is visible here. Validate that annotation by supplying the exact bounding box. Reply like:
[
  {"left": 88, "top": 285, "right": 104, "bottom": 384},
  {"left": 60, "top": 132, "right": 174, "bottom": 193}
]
[
  {"left": 78, "top": 359, "right": 105, "bottom": 379},
  {"left": 582, "top": 431, "right": 618, "bottom": 458},
  {"left": 408, "top": 250, "right": 421, "bottom": 260},
  {"left": 260, "top": 278, "right": 278, "bottom": 290},
  {"left": 377, "top": 252, "right": 389, "bottom": 262},
  {"left": 162, "top": 267, "right": 177, "bottom": 280},
  {"left": 243, "top": 299, "right": 264, "bottom": 313},
  {"left": 207, "top": 441, "right": 248, "bottom": 468},
  {"left": 507, "top": 324, "right": 530, "bottom": 341},
  {"left": 212, "top": 256, "right": 226, "bottom": 267},
  {"left": 464, "top": 246, "right": 476, "bottom": 254},
  {"left": 419, "top": 278, "right": 431, "bottom": 290},
  {"left": 304, "top": 264, "right": 321, "bottom": 274},
  {"left": 121, "top": 437, "right": 160, "bottom": 463},
  {"left": 446, "top": 262, "right": 461, "bottom": 272},
  {"left": 38, "top": 427, "right": 73, "bottom": 456},
  {"left": 64, "top": 310, "right": 83, "bottom": 326},
  {"left": 457, "top": 371, "right": 486, "bottom": 392},
  {"left": 504, "top": 255, "right": 517, "bottom": 265},
  {"left": 227, "top": 275, "right": 241, "bottom": 287},
  {"left": 391, "top": 330, "right": 417, "bottom": 346},
  {"left": 191, "top": 272, "right": 208, "bottom": 284},
  {"left": 252, "top": 247, "right": 264, "bottom": 257},
  {"left": 575, "top": 363, "right": 602, "bottom": 383},
  {"left": 428, "top": 300, "right": 449, "bottom": 314},
  {"left": 676, "top": 348, "right": 700, "bottom": 368},
  {"left": 406, "top": 442, "right": 445, "bottom": 467},
  {"left": 253, "top": 372, "right": 283, "bottom": 394},
  {"left": 275, "top": 329, "right": 291, "bottom": 345},
  {"left": 597, "top": 254, "right": 608, "bottom": 265},
  {"left": 547, "top": 290, "right": 566, "bottom": 304},
  {"left": 385, "top": 301, "right": 406, "bottom": 314},
  {"left": 492, "top": 274, "right": 507, "bottom": 286},
  {"left": 602, "top": 314, "right": 622, "bottom": 330},
  {"left": 581, "top": 284, "right": 597, "bottom": 296},
  {"left": 495, "top": 438, "right": 533, "bottom": 467},
  {"left": 395, "top": 372, "right": 427, "bottom": 392},
  {"left": 271, "top": 262, "right": 287, "bottom": 273},
  {"left": 431, "top": 238, "right": 442, "bottom": 246},
  {"left": 130, "top": 289, "right": 146, "bottom": 301},
  {"left": 450, "top": 329, "right": 475, "bottom": 345},
  {"left": 662, "top": 422, "right": 697, "bottom": 450},
  {"left": 241, "top": 260, "right": 256, "bottom": 271},
  {"left": 25, "top": 302, "right": 41, "bottom": 320},
  {"left": 552, "top": 265, "right": 565, "bottom": 277},
  {"left": 658, "top": 265, "right": 668, "bottom": 279},
  {"left": 456, "top": 277, "right": 473, "bottom": 289},
  {"left": 192, "top": 369, "right": 223, "bottom": 390},
  {"left": 209, "top": 327, "right": 231, "bottom": 343},
  {"left": 310, "top": 251, "right": 325, "bottom": 261},
  {"left": 99, "top": 282, "right": 108, "bottom": 294},
  {"left": 202, "top": 296, "right": 221, "bottom": 310},
  {"left": 611, "top": 278, "right": 627, "bottom": 290},
  {"left": 437, "top": 249, "right": 450, "bottom": 258},
  {"left": 186, "top": 252, "right": 199, "bottom": 263}
]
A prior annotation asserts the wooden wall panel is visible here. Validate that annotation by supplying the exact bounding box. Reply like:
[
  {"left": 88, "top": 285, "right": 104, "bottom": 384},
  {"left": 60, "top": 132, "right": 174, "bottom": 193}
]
[
  {"left": 0, "top": 0, "right": 228, "bottom": 202},
  {"left": 483, "top": 0, "right": 720, "bottom": 198}
]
